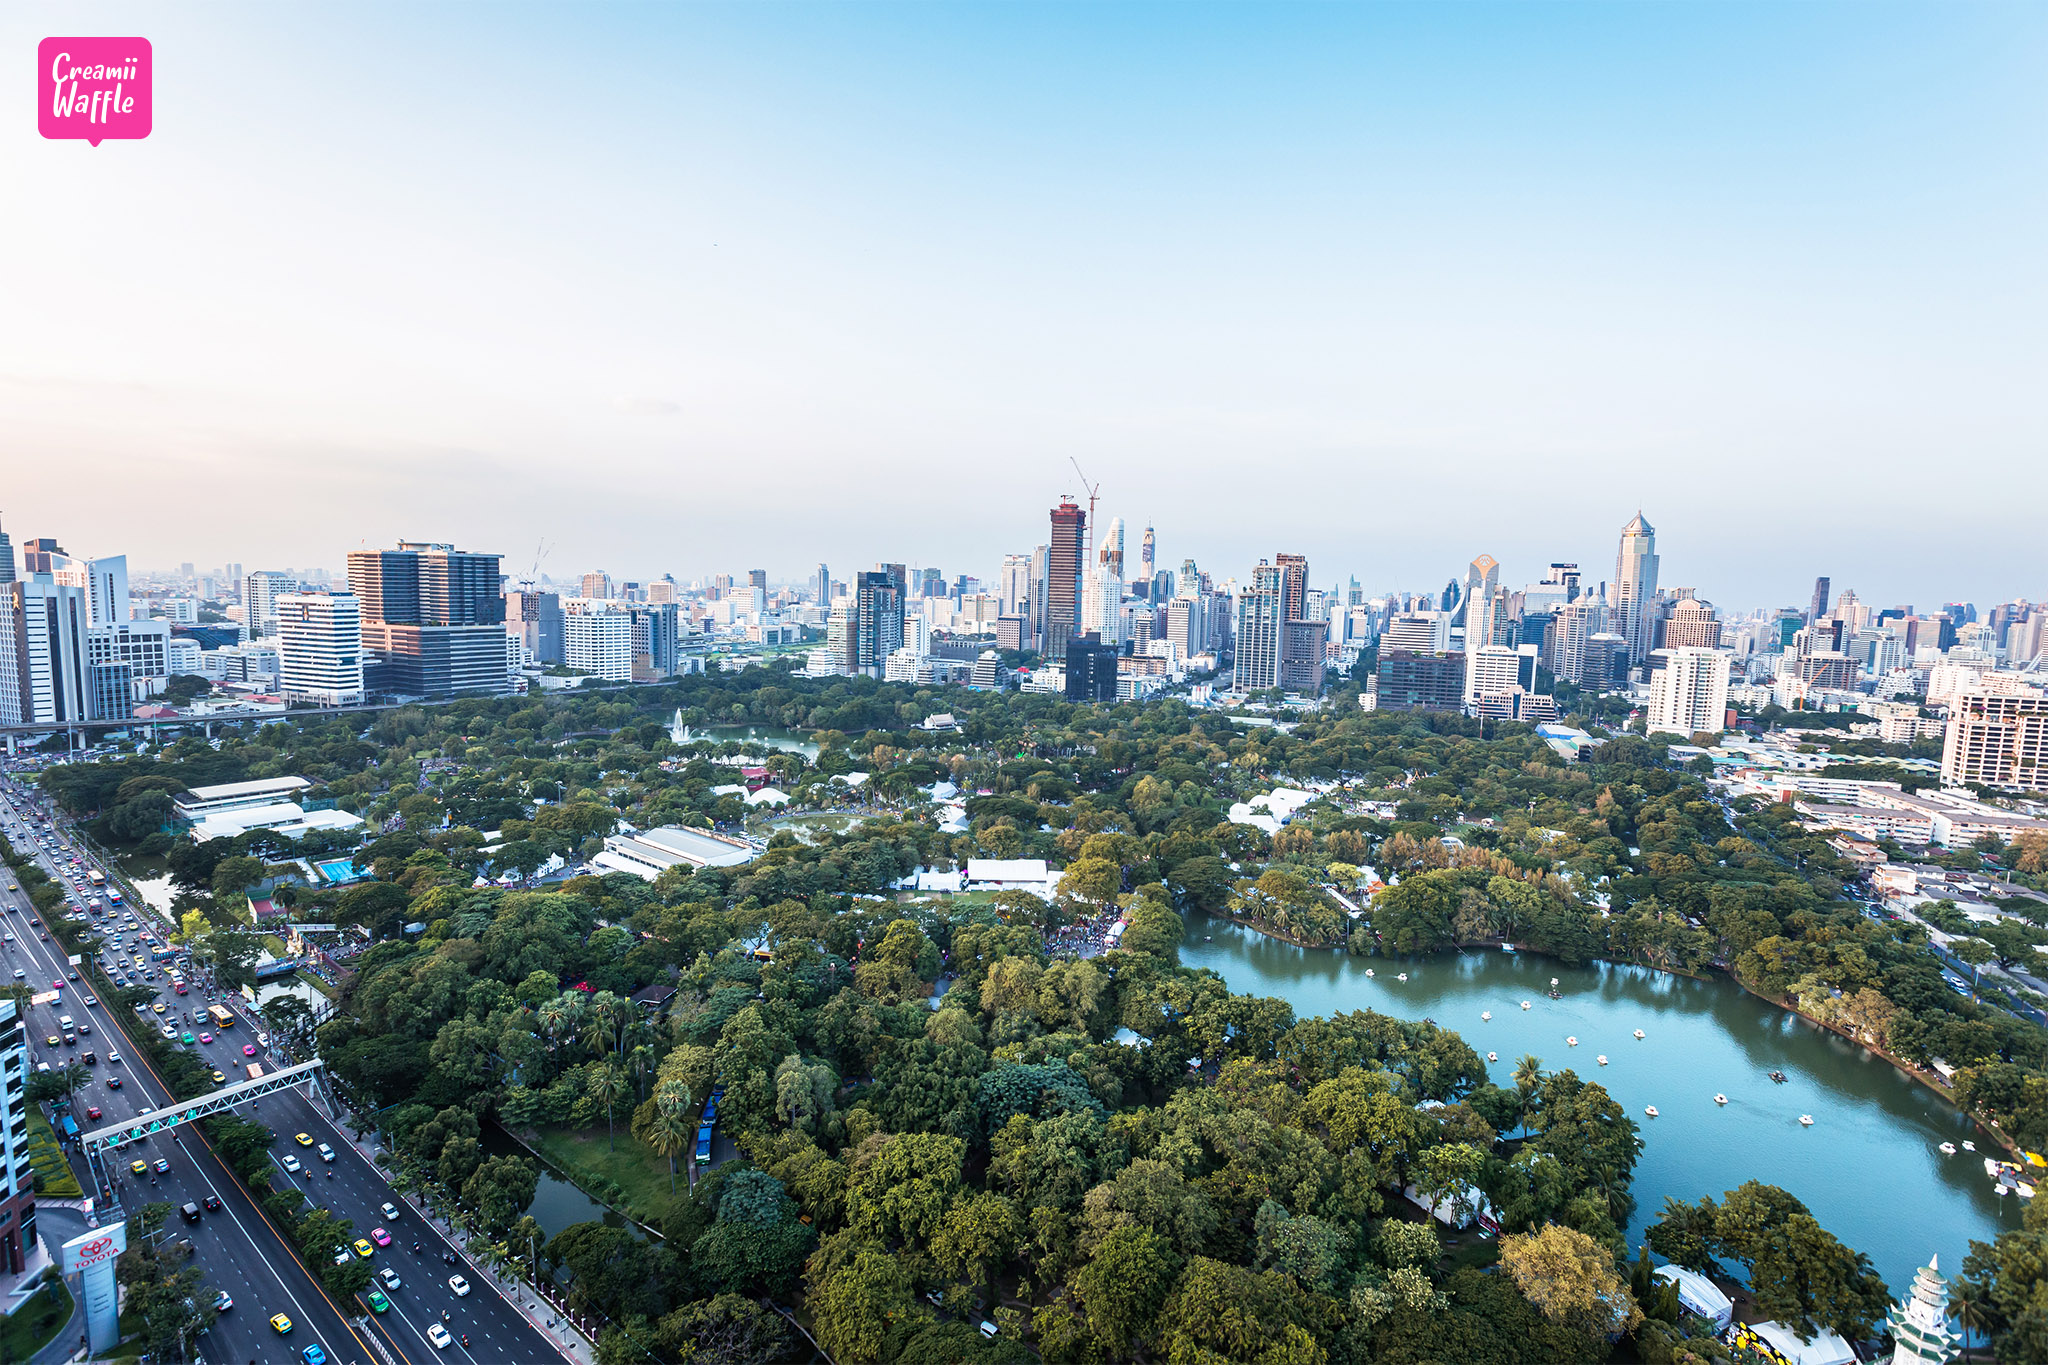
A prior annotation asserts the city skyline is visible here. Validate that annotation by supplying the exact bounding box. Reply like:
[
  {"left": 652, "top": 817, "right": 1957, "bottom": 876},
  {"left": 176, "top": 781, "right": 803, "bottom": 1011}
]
[{"left": 5, "top": 3, "right": 2046, "bottom": 606}]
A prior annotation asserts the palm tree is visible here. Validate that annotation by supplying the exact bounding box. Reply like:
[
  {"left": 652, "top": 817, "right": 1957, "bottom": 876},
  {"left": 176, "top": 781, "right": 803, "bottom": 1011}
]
[
  {"left": 590, "top": 1062, "right": 628, "bottom": 1152},
  {"left": 1948, "top": 1280, "right": 1996, "bottom": 1359},
  {"left": 647, "top": 1105, "right": 693, "bottom": 1195},
  {"left": 1513, "top": 1054, "right": 1545, "bottom": 1098},
  {"left": 627, "top": 1043, "right": 656, "bottom": 1103}
]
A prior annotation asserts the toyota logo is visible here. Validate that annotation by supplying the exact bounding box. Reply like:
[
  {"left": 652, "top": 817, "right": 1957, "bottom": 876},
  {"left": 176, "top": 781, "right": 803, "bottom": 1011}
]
[{"left": 81, "top": 1236, "right": 113, "bottom": 1257}]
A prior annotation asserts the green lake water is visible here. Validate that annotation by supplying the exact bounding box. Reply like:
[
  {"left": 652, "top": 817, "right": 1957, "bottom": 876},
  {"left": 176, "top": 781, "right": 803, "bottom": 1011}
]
[{"left": 1182, "top": 909, "right": 2009, "bottom": 1293}]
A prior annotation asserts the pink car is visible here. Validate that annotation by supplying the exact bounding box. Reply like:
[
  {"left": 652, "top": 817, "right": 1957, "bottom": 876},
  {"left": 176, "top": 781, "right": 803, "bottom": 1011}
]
[
  {"left": 371, "top": 1227, "right": 392, "bottom": 1247},
  {"left": 243, "top": 1044, "right": 257, "bottom": 1056}
]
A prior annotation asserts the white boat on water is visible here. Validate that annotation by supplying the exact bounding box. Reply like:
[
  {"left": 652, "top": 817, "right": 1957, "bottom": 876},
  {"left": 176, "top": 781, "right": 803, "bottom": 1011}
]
[
  {"left": 1645, "top": 1106, "right": 1659, "bottom": 1118},
  {"left": 1799, "top": 1115, "right": 1815, "bottom": 1127},
  {"left": 1597, "top": 1055, "right": 1609, "bottom": 1066},
  {"left": 1551, "top": 978, "right": 1560, "bottom": 987},
  {"left": 1396, "top": 973, "right": 1409, "bottom": 982},
  {"left": 1997, "top": 1186, "right": 2011, "bottom": 1197},
  {"left": 1633, "top": 1029, "right": 1646, "bottom": 1040},
  {"left": 1520, "top": 1001, "right": 1532, "bottom": 1010},
  {"left": 1566, "top": 1036, "right": 1579, "bottom": 1047},
  {"left": 1487, "top": 1051, "right": 1498, "bottom": 1062},
  {"left": 1714, "top": 1094, "right": 1728, "bottom": 1106},
  {"left": 1963, "top": 1140, "right": 1977, "bottom": 1152},
  {"left": 1481, "top": 1011, "right": 1492, "bottom": 1021},
  {"left": 1364, "top": 969, "right": 1375, "bottom": 978},
  {"left": 1939, "top": 1142, "right": 1957, "bottom": 1155}
]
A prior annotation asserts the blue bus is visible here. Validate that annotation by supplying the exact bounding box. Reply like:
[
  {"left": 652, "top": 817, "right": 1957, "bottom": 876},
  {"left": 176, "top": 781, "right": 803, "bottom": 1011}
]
[{"left": 695, "top": 1124, "right": 713, "bottom": 1164}]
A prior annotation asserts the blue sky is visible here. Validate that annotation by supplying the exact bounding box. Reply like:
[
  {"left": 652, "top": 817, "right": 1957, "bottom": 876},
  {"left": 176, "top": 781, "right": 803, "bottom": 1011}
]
[{"left": 3, "top": 2, "right": 2042, "bottom": 609}]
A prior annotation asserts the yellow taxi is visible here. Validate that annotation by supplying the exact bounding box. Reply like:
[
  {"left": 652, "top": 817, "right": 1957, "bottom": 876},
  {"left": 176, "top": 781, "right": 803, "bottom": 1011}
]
[
  {"left": 150, "top": 1003, "right": 165, "bottom": 1015},
  {"left": 270, "top": 1313, "right": 292, "bottom": 1334},
  {"left": 294, "top": 1133, "right": 314, "bottom": 1146},
  {"left": 44, "top": 1035, "right": 58, "bottom": 1047},
  {"left": 128, "top": 1159, "right": 147, "bottom": 1175},
  {"left": 211, "top": 1070, "right": 227, "bottom": 1084},
  {"left": 353, "top": 1238, "right": 375, "bottom": 1258}
]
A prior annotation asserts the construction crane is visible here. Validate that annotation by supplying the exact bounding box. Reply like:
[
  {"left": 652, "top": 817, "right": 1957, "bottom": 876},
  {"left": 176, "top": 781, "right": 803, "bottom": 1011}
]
[
  {"left": 520, "top": 540, "right": 551, "bottom": 591},
  {"left": 1068, "top": 457, "right": 1100, "bottom": 565}
]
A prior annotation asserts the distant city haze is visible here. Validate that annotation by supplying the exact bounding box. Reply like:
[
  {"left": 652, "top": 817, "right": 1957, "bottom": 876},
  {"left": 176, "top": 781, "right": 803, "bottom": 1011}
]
[{"left": 3, "top": 2, "right": 2043, "bottom": 608}]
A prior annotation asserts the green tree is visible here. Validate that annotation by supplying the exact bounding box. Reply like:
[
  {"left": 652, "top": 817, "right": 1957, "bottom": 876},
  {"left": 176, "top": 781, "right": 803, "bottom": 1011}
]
[
  {"left": 810, "top": 1247, "right": 915, "bottom": 1364},
  {"left": 1073, "top": 1224, "right": 1179, "bottom": 1357},
  {"left": 1498, "top": 1222, "right": 1642, "bottom": 1339}
]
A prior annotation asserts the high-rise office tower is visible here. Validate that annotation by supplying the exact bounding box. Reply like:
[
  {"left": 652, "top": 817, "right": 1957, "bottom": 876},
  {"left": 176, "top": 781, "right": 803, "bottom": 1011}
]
[
  {"left": 1139, "top": 524, "right": 1156, "bottom": 587},
  {"left": 1460, "top": 555, "right": 1501, "bottom": 700},
  {"left": 275, "top": 591, "right": 365, "bottom": 705},
  {"left": 854, "top": 570, "right": 904, "bottom": 675},
  {"left": 347, "top": 542, "right": 509, "bottom": 697},
  {"left": 580, "top": 571, "right": 612, "bottom": 600},
  {"left": 813, "top": 564, "right": 829, "bottom": 605},
  {"left": 0, "top": 580, "right": 91, "bottom": 724},
  {"left": 0, "top": 517, "right": 13, "bottom": 585},
  {"left": 1235, "top": 561, "right": 1285, "bottom": 691},
  {"left": 1065, "top": 632, "right": 1122, "bottom": 704},
  {"left": 1099, "top": 518, "right": 1126, "bottom": 581},
  {"left": 1809, "top": 577, "right": 1831, "bottom": 625},
  {"left": 998, "top": 555, "right": 1033, "bottom": 616},
  {"left": 504, "top": 589, "right": 565, "bottom": 665},
  {"left": 1611, "top": 512, "right": 1661, "bottom": 668},
  {"left": 1047, "top": 501, "right": 1086, "bottom": 657},
  {"left": 1547, "top": 599, "right": 1607, "bottom": 684},
  {"left": 1662, "top": 599, "right": 1723, "bottom": 650},
  {"left": 244, "top": 570, "right": 298, "bottom": 638},
  {"left": 825, "top": 600, "right": 857, "bottom": 673},
  {"left": 1645, "top": 648, "right": 1731, "bottom": 737},
  {"left": 748, "top": 569, "right": 767, "bottom": 593},
  {"left": 78, "top": 555, "right": 128, "bottom": 627},
  {"left": 1276, "top": 554, "right": 1310, "bottom": 624},
  {"left": 21, "top": 539, "right": 67, "bottom": 576}
]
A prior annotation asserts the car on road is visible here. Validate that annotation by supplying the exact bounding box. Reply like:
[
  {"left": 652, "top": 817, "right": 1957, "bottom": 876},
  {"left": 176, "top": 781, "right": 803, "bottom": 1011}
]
[
  {"left": 180, "top": 1202, "right": 201, "bottom": 1223},
  {"left": 180, "top": 1031, "right": 194, "bottom": 1045},
  {"left": 51, "top": 979, "right": 61, "bottom": 990},
  {"left": 448, "top": 1274, "right": 470, "bottom": 1296},
  {"left": 85, "top": 1106, "right": 100, "bottom": 1119},
  {"left": 270, "top": 1313, "right": 292, "bottom": 1334},
  {"left": 204, "top": 1195, "right": 221, "bottom": 1211},
  {"left": 153, "top": 1158, "right": 169, "bottom": 1174},
  {"left": 213, "top": 1290, "right": 232, "bottom": 1312},
  {"left": 42, "top": 1035, "right": 56, "bottom": 1047},
  {"left": 9, "top": 970, "right": 19, "bottom": 980},
  {"left": 371, "top": 1227, "right": 391, "bottom": 1246},
  {"left": 82, "top": 994, "right": 96, "bottom": 1006},
  {"left": 128, "top": 1159, "right": 147, "bottom": 1175},
  {"left": 353, "top": 1237, "right": 375, "bottom": 1258},
  {"left": 380, "top": 1202, "right": 401, "bottom": 1221},
  {"left": 331, "top": 1246, "right": 351, "bottom": 1266},
  {"left": 107, "top": 1049, "right": 119, "bottom": 1063},
  {"left": 426, "top": 1323, "right": 452, "bottom": 1350},
  {"left": 366, "top": 1288, "right": 390, "bottom": 1313},
  {"left": 211, "top": 1070, "right": 226, "bottom": 1084},
  {"left": 294, "top": 1133, "right": 313, "bottom": 1146},
  {"left": 378, "top": 1267, "right": 401, "bottom": 1290},
  {"left": 317, "top": 1143, "right": 335, "bottom": 1162},
  {"left": 243, "top": 1043, "right": 257, "bottom": 1056},
  {"left": 282, "top": 1154, "right": 302, "bottom": 1173},
  {"left": 150, "top": 1002, "right": 164, "bottom": 1014},
  {"left": 198, "top": 1031, "right": 212, "bottom": 1043},
  {"left": 302, "top": 1346, "right": 327, "bottom": 1365},
  {"left": 106, "top": 1074, "right": 121, "bottom": 1089}
]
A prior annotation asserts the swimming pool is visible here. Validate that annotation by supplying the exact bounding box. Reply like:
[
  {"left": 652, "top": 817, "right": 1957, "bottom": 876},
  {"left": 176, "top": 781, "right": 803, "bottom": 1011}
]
[{"left": 313, "top": 858, "right": 362, "bottom": 884}]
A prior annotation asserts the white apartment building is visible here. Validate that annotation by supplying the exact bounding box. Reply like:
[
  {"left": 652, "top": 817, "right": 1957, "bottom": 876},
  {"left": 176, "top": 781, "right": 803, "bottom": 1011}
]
[
  {"left": 0, "top": 580, "right": 90, "bottom": 725},
  {"left": 244, "top": 570, "right": 298, "bottom": 638},
  {"left": 274, "top": 591, "right": 364, "bottom": 705},
  {"left": 1466, "top": 644, "right": 1534, "bottom": 706},
  {"left": 564, "top": 609, "right": 634, "bottom": 682},
  {"left": 86, "top": 618, "right": 171, "bottom": 682},
  {"left": 1646, "top": 647, "right": 1731, "bottom": 738},
  {"left": 1943, "top": 684, "right": 2048, "bottom": 793},
  {"left": 166, "top": 637, "right": 202, "bottom": 675}
]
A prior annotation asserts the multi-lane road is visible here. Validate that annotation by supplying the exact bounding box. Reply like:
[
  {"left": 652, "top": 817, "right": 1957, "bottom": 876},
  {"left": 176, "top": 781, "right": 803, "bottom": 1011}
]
[{"left": 0, "top": 778, "right": 569, "bottom": 1365}]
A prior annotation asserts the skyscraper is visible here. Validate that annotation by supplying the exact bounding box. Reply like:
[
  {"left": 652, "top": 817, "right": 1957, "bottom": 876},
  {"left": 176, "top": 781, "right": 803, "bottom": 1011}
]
[
  {"left": 0, "top": 580, "right": 90, "bottom": 724},
  {"left": 0, "top": 516, "right": 13, "bottom": 586},
  {"left": 813, "top": 564, "right": 830, "bottom": 605},
  {"left": 1139, "top": 524, "right": 1156, "bottom": 590},
  {"left": 1047, "top": 500, "right": 1086, "bottom": 657},
  {"left": 1235, "top": 561, "right": 1285, "bottom": 691},
  {"left": 347, "top": 542, "right": 509, "bottom": 697},
  {"left": 1809, "top": 576, "right": 1831, "bottom": 625},
  {"left": 1065, "top": 632, "right": 1121, "bottom": 704},
  {"left": 275, "top": 591, "right": 365, "bottom": 705},
  {"left": 1646, "top": 647, "right": 1731, "bottom": 737},
  {"left": 1099, "top": 517, "right": 1126, "bottom": 581},
  {"left": 244, "top": 570, "right": 298, "bottom": 638},
  {"left": 854, "top": 570, "right": 904, "bottom": 675},
  {"left": 84, "top": 555, "right": 129, "bottom": 627},
  {"left": 1611, "top": 512, "right": 1661, "bottom": 669},
  {"left": 1460, "top": 554, "right": 1501, "bottom": 701},
  {"left": 504, "top": 589, "right": 565, "bottom": 665}
]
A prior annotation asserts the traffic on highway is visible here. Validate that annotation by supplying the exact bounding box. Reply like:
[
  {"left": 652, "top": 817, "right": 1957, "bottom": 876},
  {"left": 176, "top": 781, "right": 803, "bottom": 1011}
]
[{"left": 0, "top": 766, "right": 571, "bottom": 1365}]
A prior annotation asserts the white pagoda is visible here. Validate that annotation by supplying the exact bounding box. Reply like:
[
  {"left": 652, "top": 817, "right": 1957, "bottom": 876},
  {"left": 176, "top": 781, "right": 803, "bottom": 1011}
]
[{"left": 1886, "top": 1255, "right": 1962, "bottom": 1365}]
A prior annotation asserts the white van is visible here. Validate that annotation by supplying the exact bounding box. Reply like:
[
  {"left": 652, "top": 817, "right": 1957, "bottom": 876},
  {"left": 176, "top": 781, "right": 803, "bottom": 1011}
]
[{"left": 57, "top": 1015, "right": 73, "bottom": 1032}]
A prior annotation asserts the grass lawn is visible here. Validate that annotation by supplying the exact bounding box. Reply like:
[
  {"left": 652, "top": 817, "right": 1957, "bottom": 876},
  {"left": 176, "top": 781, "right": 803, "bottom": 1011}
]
[
  {"left": 526, "top": 1125, "right": 685, "bottom": 1228},
  {"left": 0, "top": 1275, "right": 73, "bottom": 1360}
]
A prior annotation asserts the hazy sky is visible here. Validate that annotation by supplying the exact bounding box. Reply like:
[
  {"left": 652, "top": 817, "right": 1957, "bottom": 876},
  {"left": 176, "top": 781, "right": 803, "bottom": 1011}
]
[{"left": 4, "top": 3, "right": 2043, "bottom": 611}]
